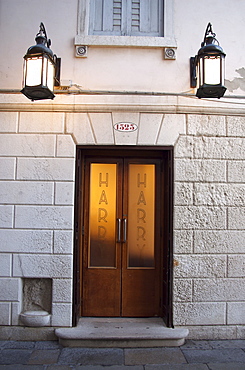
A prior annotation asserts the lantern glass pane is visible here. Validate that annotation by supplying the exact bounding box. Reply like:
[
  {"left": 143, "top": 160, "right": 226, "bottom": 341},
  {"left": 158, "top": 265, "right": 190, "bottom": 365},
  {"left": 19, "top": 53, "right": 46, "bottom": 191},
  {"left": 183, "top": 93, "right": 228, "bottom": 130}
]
[
  {"left": 42, "top": 58, "right": 48, "bottom": 86},
  {"left": 47, "top": 59, "right": 54, "bottom": 91},
  {"left": 42, "top": 57, "right": 54, "bottom": 90},
  {"left": 204, "top": 55, "right": 221, "bottom": 85},
  {"left": 26, "top": 57, "right": 42, "bottom": 86},
  {"left": 199, "top": 58, "right": 204, "bottom": 86}
]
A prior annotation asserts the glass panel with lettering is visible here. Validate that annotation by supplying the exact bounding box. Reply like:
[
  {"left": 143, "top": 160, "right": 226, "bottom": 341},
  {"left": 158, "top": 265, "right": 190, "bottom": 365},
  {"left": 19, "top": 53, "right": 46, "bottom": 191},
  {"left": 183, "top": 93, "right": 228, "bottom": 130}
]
[
  {"left": 127, "top": 164, "right": 155, "bottom": 268},
  {"left": 89, "top": 163, "right": 117, "bottom": 267}
]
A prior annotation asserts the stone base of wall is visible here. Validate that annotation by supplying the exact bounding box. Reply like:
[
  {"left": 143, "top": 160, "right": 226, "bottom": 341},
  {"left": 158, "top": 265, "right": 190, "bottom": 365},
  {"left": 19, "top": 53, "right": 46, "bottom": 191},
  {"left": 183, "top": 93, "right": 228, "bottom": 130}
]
[
  {"left": 0, "top": 326, "right": 57, "bottom": 341},
  {"left": 177, "top": 326, "right": 245, "bottom": 340}
]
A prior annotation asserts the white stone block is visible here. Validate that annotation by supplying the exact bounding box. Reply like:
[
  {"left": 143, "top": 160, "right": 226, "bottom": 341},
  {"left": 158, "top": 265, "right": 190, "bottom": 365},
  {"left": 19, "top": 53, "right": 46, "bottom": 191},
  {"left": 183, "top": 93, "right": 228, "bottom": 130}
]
[
  {"left": 0, "top": 112, "right": 18, "bottom": 133},
  {"left": 186, "top": 325, "right": 237, "bottom": 340},
  {"left": 113, "top": 112, "right": 139, "bottom": 145},
  {"left": 138, "top": 113, "right": 163, "bottom": 144},
  {"left": 175, "top": 136, "right": 194, "bottom": 158},
  {"left": 193, "top": 278, "right": 245, "bottom": 301},
  {"left": 227, "top": 303, "right": 245, "bottom": 324},
  {"left": 173, "top": 279, "right": 192, "bottom": 302},
  {"left": 0, "top": 181, "right": 54, "bottom": 204},
  {"left": 0, "top": 278, "right": 20, "bottom": 300},
  {"left": 66, "top": 113, "right": 95, "bottom": 144},
  {"left": 175, "top": 206, "right": 226, "bottom": 230},
  {"left": 0, "top": 303, "right": 11, "bottom": 325},
  {"left": 11, "top": 302, "right": 21, "bottom": 325},
  {"left": 175, "top": 183, "right": 193, "bottom": 205},
  {"left": 157, "top": 114, "right": 186, "bottom": 146},
  {"left": 228, "top": 207, "right": 245, "bottom": 229},
  {"left": 175, "top": 159, "right": 226, "bottom": 182},
  {"left": 187, "top": 115, "right": 226, "bottom": 136},
  {"left": 54, "top": 231, "right": 73, "bottom": 254},
  {"left": 228, "top": 161, "right": 245, "bottom": 182},
  {"left": 0, "top": 205, "right": 13, "bottom": 228},
  {"left": 194, "top": 137, "right": 245, "bottom": 160},
  {"left": 173, "top": 302, "right": 226, "bottom": 325},
  {"left": 228, "top": 255, "right": 245, "bottom": 277},
  {"left": 15, "top": 206, "right": 73, "bottom": 229},
  {"left": 0, "top": 254, "right": 11, "bottom": 276},
  {"left": 13, "top": 254, "right": 73, "bottom": 278},
  {"left": 174, "top": 255, "right": 226, "bottom": 278},
  {"left": 0, "top": 158, "right": 16, "bottom": 179},
  {"left": 56, "top": 135, "right": 75, "bottom": 157},
  {"left": 89, "top": 113, "right": 114, "bottom": 144},
  {"left": 55, "top": 182, "right": 74, "bottom": 205},
  {"left": 51, "top": 303, "right": 72, "bottom": 327},
  {"left": 0, "top": 230, "right": 52, "bottom": 253},
  {"left": 157, "top": 114, "right": 186, "bottom": 145},
  {"left": 227, "top": 116, "right": 245, "bottom": 137},
  {"left": 19, "top": 112, "right": 64, "bottom": 133},
  {"left": 174, "top": 230, "right": 193, "bottom": 254},
  {"left": 194, "top": 230, "right": 245, "bottom": 254},
  {"left": 194, "top": 183, "right": 245, "bottom": 206},
  {"left": 0, "top": 134, "right": 55, "bottom": 156},
  {"left": 17, "top": 158, "right": 75, "bottom": 181},
  {"left": 52, "top": 279, "right": 72, "bottom": 303}
]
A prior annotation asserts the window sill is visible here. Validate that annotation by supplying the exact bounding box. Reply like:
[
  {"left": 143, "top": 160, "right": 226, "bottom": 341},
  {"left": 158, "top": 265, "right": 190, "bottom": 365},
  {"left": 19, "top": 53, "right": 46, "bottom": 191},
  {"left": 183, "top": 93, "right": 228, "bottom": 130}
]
[{"left": 74, "top": 35, "right": 177, "bottom": 49}]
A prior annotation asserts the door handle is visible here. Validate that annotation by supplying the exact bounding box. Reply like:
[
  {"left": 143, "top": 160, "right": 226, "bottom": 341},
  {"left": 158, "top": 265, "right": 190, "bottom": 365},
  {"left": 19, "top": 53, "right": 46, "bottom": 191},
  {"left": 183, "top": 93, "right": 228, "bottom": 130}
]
[
  {"left": 122, "top": 218, "right": 127, "bottom": 243},
  {"left": 116, "top": 218, "right": 121, "bottom": 243}
]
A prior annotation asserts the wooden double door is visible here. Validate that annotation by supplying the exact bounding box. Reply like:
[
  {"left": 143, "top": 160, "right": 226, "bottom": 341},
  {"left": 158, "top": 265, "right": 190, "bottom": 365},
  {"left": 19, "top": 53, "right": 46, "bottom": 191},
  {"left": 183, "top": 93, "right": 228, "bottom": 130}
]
[{"left": 78, "top": 149, "right": 172, "bottom": 319}]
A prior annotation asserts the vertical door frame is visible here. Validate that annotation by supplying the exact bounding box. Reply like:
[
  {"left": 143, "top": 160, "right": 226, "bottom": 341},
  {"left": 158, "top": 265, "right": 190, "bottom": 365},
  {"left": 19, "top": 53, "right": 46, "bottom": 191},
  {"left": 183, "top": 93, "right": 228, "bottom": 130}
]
[{"left": 72, "top": 146, "right": 174, "bottom": 327}]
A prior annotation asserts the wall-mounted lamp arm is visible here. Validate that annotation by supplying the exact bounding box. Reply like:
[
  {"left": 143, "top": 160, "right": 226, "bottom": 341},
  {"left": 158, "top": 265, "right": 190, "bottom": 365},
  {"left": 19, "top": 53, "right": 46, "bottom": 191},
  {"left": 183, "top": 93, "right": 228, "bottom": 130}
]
[{"left": 190, "top": 56, "right": 197, "bottom": 88}]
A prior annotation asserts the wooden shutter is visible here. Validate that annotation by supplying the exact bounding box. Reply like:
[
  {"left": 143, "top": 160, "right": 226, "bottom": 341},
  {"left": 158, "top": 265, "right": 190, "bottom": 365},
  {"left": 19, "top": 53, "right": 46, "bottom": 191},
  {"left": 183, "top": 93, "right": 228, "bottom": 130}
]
[
  {"left": 89, "top": 0, "right": 163, "bottom": 36},
  {"left": 89, "top": 0, "right": 123, "bottom": 35},
  {"left": 131, "top": 0, "right": 163, "bottom": 36}
]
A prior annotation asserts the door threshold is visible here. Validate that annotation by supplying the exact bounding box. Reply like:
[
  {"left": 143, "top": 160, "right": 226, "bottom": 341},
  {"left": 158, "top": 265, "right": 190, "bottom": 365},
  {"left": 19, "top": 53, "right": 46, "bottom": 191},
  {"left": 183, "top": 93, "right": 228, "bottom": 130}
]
[{"left": 55, "top": 317, "right": 189, "bottom": 347}]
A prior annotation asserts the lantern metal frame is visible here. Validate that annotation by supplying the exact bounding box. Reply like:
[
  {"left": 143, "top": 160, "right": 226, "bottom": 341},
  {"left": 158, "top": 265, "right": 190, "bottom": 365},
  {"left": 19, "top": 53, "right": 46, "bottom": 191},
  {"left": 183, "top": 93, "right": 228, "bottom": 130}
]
[
  {"left": 190, "top": 23, "right": 226, "bottom": 99},
  {"left": 21, "top": 23, "right": 61, "bottom": 101}
]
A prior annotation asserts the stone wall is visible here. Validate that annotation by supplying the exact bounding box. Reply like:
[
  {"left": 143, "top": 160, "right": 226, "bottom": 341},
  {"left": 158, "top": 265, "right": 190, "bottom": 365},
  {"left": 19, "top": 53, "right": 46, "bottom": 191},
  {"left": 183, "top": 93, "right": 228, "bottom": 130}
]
[
  {"left": 0, "top": 111, "right": 75, "bottom": 327},
  {"left": 174, "top": 114, "right": 245, "bottom": 339},
  {"left": 0, "top": 101, "right": 244, "bottom": 339}
]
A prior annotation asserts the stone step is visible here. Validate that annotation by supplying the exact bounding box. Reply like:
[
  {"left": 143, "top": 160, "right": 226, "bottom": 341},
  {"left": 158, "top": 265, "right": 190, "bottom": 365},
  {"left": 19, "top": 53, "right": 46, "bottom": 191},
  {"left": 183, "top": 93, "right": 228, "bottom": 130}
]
[{"left": 55, "top": 317, "right": 189, "bottom": 348}]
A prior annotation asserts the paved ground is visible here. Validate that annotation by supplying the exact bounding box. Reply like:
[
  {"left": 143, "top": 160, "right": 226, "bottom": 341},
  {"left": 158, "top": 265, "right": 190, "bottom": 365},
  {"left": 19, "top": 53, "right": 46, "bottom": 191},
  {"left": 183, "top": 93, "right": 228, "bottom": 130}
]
[{"left": 0, "top": 339, "right": 245, "bottom": 369}]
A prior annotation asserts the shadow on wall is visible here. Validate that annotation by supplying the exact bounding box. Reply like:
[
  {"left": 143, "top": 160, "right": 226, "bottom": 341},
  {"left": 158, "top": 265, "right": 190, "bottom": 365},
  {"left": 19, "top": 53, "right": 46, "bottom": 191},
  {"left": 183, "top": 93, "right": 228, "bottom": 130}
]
[{"left": 225, "top": 67, "right": 245, "bottom": 92}]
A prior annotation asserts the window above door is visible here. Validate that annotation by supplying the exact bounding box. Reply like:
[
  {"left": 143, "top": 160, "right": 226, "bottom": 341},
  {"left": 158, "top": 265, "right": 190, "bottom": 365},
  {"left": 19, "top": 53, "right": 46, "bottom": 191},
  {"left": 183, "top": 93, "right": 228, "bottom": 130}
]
[{"left": 75, "top": 0, "right": 176, "bottom": 50}]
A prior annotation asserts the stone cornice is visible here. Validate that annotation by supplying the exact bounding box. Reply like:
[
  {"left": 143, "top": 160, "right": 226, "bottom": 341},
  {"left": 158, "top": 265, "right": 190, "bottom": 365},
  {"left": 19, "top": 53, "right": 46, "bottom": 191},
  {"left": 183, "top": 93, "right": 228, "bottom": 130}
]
[{"left": 0, "top": 94, "right": 245, "bottom": 116}]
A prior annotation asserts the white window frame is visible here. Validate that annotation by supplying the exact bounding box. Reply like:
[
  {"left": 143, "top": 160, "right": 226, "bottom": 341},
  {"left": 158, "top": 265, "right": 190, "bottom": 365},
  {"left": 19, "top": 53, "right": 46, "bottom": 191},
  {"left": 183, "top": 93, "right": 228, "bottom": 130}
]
[{"left": 75, "top": 0, "right": 176, "bottom": 49}]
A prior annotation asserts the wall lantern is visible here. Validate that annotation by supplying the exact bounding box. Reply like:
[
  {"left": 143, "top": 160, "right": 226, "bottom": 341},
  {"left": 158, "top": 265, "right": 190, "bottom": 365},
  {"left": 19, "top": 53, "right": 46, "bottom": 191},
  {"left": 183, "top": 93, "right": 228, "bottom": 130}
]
[
  {"left": 21, "top": 23, "right": 61, "bottom": 101},
  {"left": 190, "top": 23, "right": 226, "bottom": 98}
]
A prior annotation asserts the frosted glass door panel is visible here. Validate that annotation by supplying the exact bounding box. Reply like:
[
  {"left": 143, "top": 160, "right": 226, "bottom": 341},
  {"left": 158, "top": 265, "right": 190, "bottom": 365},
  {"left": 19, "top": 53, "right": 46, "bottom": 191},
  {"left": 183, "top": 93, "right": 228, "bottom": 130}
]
[
  {"left": 127, "top": 164, "right": 155, "bottom": 268},
  {"left": 89, "top": 163, "right": 117, "bottom": 267}
]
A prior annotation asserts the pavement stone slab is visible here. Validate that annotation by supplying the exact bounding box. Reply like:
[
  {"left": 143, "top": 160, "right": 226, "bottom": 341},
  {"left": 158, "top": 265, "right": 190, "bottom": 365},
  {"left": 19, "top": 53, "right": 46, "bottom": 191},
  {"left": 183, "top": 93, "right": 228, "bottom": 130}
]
[
  {"left": 182, "top": 348, "right": 245, "bottom": 363},
  {"left": 181, "top": 341, "right": 212, "bottom": 350},
  {"left": 47, "top": 366, "right": 76, "bottom": 370},
  {"left": 27, "top": 349, "right": 60, "bottom": 365},
  {"left": 0, "top": 341, "right": 35, "bottom": 349},
  {"left": 0, "top": 365, "right": 44, "bottom": 370},
  {"left": 0, "top": 349, "right": 33, "bottom": 365},
  {"left": 58, "top": 348, "right": 124, "bottom": 366},
  {"left": 207, "top": 363, "right": 245, "bottom": 370},
  {"left": 125, "top": 348, "right": 187, "bottom": 365},
  {"left": 35, "top": 341, "right": 62, "bottom": 350},
  {"left": 76, "top": 366, "right": 144, "bottom": 370},
  {"left": 209, "top": 340, "right": 245, "bottom": 349},
  {"left": 145, "top": 365, "right": 209, "bottom": 370}
]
